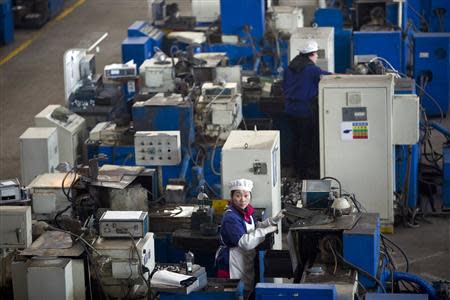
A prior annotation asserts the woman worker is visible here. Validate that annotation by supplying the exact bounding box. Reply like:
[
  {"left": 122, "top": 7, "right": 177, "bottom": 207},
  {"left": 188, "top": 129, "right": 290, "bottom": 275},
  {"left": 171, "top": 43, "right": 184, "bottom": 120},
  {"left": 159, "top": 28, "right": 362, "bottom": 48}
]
[{"left": 215, "top": 178, "right": 285, "bottom": 297}]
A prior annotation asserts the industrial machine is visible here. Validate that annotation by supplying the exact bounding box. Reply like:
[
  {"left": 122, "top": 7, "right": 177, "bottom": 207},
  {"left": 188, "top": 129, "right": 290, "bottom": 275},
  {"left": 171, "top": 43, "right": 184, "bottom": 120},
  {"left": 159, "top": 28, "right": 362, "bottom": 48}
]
[
  {"left": 0, "top": 206, "right": 32, "bottom": 249},
  {"left": 221, "top": 130, "right": 281, "bottom": 248},
  {"left": 34, "top": 104, "right": 87, "bottom": 166},
  {"left": 196, "top": 82, "right": 242, "bottom": 141},
  {"left": 19, "top": 127, "right": 59, "bottom": 185},
  {"left": 289, "top": 27, "right": 335, "bottom": 72},
  {"left": 63, "top": 38, "right": 126, "bottom": 129},
  {"left": 319, "top": 75, "right": 419, "bottom": 226}
]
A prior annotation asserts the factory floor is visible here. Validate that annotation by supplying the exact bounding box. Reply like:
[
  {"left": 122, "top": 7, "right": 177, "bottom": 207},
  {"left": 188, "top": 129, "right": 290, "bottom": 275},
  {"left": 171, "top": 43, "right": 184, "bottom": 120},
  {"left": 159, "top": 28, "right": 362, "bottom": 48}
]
[{"left": 0, "top": 0, "right": 449, "bottom": 286}]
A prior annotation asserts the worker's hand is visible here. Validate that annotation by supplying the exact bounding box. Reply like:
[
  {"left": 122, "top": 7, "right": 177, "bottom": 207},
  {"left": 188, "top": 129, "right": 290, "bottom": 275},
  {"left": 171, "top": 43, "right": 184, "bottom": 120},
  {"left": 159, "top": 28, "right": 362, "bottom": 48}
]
[
  {"left": 263, "top": 225, "right": 278, "bottom": 235},
  {"left": 269, "top": 209, "right": 286, "bottom": 225}
]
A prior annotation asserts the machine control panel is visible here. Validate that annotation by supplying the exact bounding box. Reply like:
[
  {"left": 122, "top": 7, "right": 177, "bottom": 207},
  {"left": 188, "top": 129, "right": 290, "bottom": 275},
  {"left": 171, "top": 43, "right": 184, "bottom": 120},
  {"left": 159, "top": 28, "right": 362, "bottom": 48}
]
[
  {"left": 134, "top": 131, "right": 181, "bottom": 166},
  {"left": 99, "top": 211, "right": 148, "bottom": 238}
]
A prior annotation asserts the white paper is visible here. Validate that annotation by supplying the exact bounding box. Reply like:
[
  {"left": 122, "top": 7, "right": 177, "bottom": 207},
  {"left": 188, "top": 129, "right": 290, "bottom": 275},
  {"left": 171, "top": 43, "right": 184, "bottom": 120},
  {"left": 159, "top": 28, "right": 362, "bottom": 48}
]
[
  {"left": 0, "top": 180, "right": 17, "bottom": 186},
  {"left": 151, "top": 270, "right": 195, "bottom": 287},
  {"left": 103, "top": 210, "right": 142, "bottom": 220}
]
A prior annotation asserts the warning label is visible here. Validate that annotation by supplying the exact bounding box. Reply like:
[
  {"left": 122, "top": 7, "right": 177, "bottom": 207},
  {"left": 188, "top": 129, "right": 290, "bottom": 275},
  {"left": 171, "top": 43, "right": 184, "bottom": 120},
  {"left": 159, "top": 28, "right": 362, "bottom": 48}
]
[{"left": 341, "top": 122, "right": 369, "bottom": 141}]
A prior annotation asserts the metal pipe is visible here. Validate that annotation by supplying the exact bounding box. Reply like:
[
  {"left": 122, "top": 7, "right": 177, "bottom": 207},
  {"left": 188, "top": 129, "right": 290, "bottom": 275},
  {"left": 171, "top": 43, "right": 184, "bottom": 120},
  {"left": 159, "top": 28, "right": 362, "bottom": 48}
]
[
  {"left": 429, "top": 121, "right": 450, "bottom": 138},
  {"left": 393, "top": 271, "right": 437, "bottom": 300},
  {"left": 179, "top": 151, "right": 191, "bottom": 180}
]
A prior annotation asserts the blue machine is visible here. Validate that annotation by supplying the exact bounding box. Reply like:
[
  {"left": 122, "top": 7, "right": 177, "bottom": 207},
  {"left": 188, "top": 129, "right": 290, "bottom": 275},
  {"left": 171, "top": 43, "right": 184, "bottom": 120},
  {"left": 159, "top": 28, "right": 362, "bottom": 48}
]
[
  {"left": 407, "top": 0, "right": 450, "bottom": 33},
  {"left": 220, "top": 0, "right": 265, "bottom": 40},
  {"left": 353, "top": 31, "right": 403, "bottom": 73},
  {"left": 132, "top": 97, "right": 195, "bottom": 149},
  {"left": 413, "top": 32, "right": 450, "bottom": 117},
  {"left": 443, "top": 144, "right": 450, "bottom": 208},
  {"left": 0, "top": 0, "right": 13, "bottom": 45},
  {"left": 314, "top": 8, "right": 353, "bottom": 73},
  {"left": 127, "top": 21, "right": 164, "bottom": 51},
  {"left": 255, "top": 283, "right": 337, "bottom": 300},
  {"left": 48, "top": 0, "right": 64, "bottom": 19},
  {"left": 86, "top": 141, "right": 135, "bottom": 166},
  {"left": 343, "top": 214, "right": 381, "bottom": 289},
  {"left": 121, "top": 36, "right": 153, "bottom": 71}
]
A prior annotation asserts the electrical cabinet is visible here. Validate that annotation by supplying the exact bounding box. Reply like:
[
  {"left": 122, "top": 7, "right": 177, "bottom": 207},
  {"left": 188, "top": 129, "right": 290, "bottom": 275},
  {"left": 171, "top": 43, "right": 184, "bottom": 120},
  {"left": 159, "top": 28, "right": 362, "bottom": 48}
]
[
  {"left": 139, "top": 58, "right": 178, "bottom": 93},
  {"left": 192, "top": 0, "right": 220, "bottom": 23},
  {"left": 27, "top": 258, "right": 74, "bottom": 300},
  {"left": 0, "top": 206, "right": 32, "bottom": 249},
  {"left": 19, "top": 127, "right": 59, "bottom": 186},
  {"left": 393, "top": 95, "right": 419, "bottom": 145},
  {"left": 222, "top": 130, "right": 281, "bottom": 249},
  {"left": 290, "top": 27, "right": 334, "bottom": 72},
  {"left": 134, "top": 131, "right": 182, "bottom": 166},
  {"left": 34, "top": 104, "right": 86, "bottom": 166},
  {"left": 272, "top": 6, "right": 304, "bottom": 33},
  {"left": 28, "top": 173, "right": 77, "bottom": 219},
  {"left": 100, "top": 211, "right": 149, "bottom": 238},
  {"left": 319, "top": 75, "right": 395, "bottom": 224}
]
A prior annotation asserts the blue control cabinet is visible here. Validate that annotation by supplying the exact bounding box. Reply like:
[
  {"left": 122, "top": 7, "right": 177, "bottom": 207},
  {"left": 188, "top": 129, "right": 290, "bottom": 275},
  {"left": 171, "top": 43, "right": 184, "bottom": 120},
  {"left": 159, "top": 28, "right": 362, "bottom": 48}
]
[
  {"left": 343, "top": 213, "right": 380, "bottom": 289},
  {"left": 121, "top": 37, "right": 153, "bottom": 70},
  {"left": 353, "top": 31, "right": 403, "bottom": 73},
  {"left": 413, "top": 32, "right": 450, "bottom": 117},
  {"left": 220, "top": 0, "right": 265, "bottom": 40}
]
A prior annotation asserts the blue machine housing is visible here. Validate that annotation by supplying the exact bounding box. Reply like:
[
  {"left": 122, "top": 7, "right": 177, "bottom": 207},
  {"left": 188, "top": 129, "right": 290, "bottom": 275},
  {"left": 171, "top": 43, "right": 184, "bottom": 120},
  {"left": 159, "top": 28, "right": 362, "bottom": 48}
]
[
  {"left": 127, "top": 20, "right": 164, "bottom": 51},
  {"left": 343, "top": 213, "right": 380, "bottom": 289},
  {"left": 255, "top": 283, "right": 337, "bottom": 300},
  {"left": 86, "top": 141, "right": 136, "bottom": 166},
  {"left": 353, "top": 31, "right": 403, "bottom": 73},
  {"left": 413, "top": 32, "right": 450, "bottom": 117},
  {"left": 48, "top": 0, "right": 64, "bottom": 19},
  {"left": 0, "top": 0, "right": 13, "bottom": 45},
  {"left": 395, "top": 145, "right": 420, "bottom": 209},
  {"left": 121, "top": 36, "right": 153, "bottom": 71},
  {"left": 132, "top": 97, "right": 195, "bottom": 149},
  {"left": 220, "top": 0, "right": 265, "bottom": 40},
  {"left": 444, "top": 144, "right": 450, "bottom": 209}
]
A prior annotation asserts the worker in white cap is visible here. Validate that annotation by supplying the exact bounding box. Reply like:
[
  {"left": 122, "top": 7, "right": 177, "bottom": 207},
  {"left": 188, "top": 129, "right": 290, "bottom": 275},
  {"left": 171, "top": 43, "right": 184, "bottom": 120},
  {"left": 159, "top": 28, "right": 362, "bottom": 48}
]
[
  {"left": 283, "top": 39, "right": 331, "bottom": 179},
  {"left": 215, "top": 178, "right": 285, "bottom": 298}
]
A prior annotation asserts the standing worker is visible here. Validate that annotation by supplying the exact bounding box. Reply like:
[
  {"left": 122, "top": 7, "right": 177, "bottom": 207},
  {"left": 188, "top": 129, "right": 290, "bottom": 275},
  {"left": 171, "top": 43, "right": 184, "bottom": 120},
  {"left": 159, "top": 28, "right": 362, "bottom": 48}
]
[
  {"left": 283, "top": 39, "right": 331, "bottom": 179},
  {"left": 215, "top": 179, "right": 285, "bottom": 298}
]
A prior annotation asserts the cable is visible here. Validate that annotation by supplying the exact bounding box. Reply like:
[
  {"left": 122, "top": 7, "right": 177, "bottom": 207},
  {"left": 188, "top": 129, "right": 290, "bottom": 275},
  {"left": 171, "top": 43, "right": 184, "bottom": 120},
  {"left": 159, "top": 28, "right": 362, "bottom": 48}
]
[
  {"left": 320, "top": 176, "right": 342, "bottom": 197},
  {"left": 327, "top": 241, "right": 338, "bottom": 275},
  {"left": 381, "top": 234, "right": 409, "bottom": 273},
  {"left": 335, "top": 250, "right": 387, "bottom": 293},
  {"left": 210, "top": 133, "right": 222, "bottom": 176},
  {"left": 47, "top": 225, "right": 101, "bottom": 256}
]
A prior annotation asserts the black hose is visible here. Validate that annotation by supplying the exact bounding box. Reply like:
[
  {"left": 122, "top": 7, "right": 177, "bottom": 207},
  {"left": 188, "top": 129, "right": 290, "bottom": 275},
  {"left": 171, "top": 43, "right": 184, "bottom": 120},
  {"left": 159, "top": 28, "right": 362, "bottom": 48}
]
[
  {"left": 381, "top": 234, "right": 409, "bottom": 273},
  {"left": 335, "top": 251, "right": 387, "bottom": 293},
  {"left": 321, "top": 176, "right": 342, "bottom": 197}
]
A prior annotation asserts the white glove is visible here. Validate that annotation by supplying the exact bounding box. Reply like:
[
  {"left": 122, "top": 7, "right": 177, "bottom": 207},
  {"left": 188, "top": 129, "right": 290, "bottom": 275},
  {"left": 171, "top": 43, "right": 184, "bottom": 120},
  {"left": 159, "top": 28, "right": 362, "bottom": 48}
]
[
  {"left": 269, "top": 209, "right": 286, "bottom": 225},
  {"left": 238, "top": 225, "right": 278, "bottom": 251}
]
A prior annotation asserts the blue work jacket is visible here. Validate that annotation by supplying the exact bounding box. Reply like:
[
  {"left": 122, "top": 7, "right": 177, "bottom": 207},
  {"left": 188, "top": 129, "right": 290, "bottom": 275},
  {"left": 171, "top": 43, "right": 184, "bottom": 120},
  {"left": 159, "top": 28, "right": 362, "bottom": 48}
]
[{"left": 283, "top": 59, "right": 331, "bottom": 118}]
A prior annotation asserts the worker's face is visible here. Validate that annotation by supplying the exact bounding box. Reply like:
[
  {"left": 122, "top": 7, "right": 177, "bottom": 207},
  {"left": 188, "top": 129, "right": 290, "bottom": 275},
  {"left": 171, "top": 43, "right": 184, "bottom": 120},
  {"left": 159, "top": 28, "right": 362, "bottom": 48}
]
[
  {"left": 310, "top": 52, "right": 318, "bottom": 64},
  {"left": 231, "top": 190, "right": 251, "bottom": 210}
]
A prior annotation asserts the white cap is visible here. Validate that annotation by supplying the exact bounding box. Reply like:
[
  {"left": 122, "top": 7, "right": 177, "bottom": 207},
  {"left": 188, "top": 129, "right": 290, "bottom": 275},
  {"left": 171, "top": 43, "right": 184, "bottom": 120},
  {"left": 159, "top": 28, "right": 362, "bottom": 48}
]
[
  {"left": 299, "top": 40, "right": 319, "bottom": 54},
  {"left": 229, "top": 179, "right": 253, "bottom": 192}
]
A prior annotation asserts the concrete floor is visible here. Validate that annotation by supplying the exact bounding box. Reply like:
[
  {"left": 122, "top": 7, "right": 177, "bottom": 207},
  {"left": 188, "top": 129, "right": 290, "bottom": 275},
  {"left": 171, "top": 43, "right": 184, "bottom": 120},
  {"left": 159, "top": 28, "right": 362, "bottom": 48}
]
[{"left": 0, "top": 0, "right": 449, "bottom": 285}]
